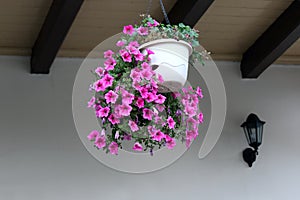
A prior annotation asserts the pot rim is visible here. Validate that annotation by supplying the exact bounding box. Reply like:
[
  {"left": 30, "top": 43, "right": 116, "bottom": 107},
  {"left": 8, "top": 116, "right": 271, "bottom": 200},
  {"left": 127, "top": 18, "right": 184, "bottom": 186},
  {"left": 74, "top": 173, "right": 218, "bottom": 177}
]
[{"left": 139, "top": 38, "right": 193, "bottom": 56}]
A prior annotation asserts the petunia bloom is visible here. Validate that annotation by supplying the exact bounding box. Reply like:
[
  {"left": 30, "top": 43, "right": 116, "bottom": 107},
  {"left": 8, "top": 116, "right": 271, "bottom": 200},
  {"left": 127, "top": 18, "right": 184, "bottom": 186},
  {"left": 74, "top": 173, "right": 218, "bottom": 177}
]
[
  {"left": 143, "top": 108, "right": 153, "bottom": 120},
  {"left": 118, "top": 104, "right": 132, "bottom": 116},
  {"left": 94, "top": 80, "right": 106, "bottom": 92},
  {"left": 152, "top": 130, "right": 165, "bottom": 142},
  {"left": 147, "top": 20, "right": 159, "bottom": 27},
  {"left": 128, "top": 120, "right": 139, "bottom": 132},
  {"left": 104, "top": 57, "right": 116, "bottom": 71},
  {"left": 102, "top": 74, "right": 114, "bottom": 88},
  {"left": 120, "top": 50, "right": 132, "bottom": 62},
  {"left": 123, "top": 25, "right": 135, "bottom": 35},
  {"left": 105, "top": 90, "right": 118, "bottom": 104},
  {"left": 94, "top": 136, "right": 106, "bottom": 149},
  {"left": 87, "top": 96, "right": 95, "bottom": 108},
  {"left": 104, "top": 50, "right": 114, "bottom": 58},
  {"left": 95, "top": 67, "right": 104, "bottom": 77},
  {"left": 155, "top": 94, "right": 166, "bottom": 104},
  {"left": 137, "top": 27, "right": 148, "bottom": 35},
  {"left": 132, "top": 142, "right": 143, "bottom": 151},
  {"left": 196, "top": 87, "right": 203, "bottom": 98},
  {"left": 167, "top": 116, "right": 176, "bottom": 129},
  {"left": 121, "top": 89, "right": 135, "bottom": 105},
  {"left": 108, "top": 142, "right": 119, "bottom": 155},
  {"left": 135, "top": 53, "right": 144, "bottom": 61},
  {"left": 130, "top": 69, "right": 141, "bottom": 82},
  {"left": 116, "top": 40, "right": 125, "bottom": 47},
  {"left": 108, "top": 114, "right": 120, "bottom": 124},
  {"left": 165, "top": 135, "right": 176, "bottom": 149},
  {"left": 97, "top": 107, "right": 110, "bottom": 118},
  {"left": 87, "top": 130, "right": 99, "bottom": 140},
  {"left": 198, "top": 112, "right": 204, "bottom": 123},
  {"left": 135, "top": 97, "right": 144, "bottom": 108}
]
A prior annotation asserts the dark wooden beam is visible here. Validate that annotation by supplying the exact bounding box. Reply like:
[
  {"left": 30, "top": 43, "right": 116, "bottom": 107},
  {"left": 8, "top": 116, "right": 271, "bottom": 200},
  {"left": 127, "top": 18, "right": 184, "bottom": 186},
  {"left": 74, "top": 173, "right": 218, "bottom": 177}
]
[
  {"left": 31, "top": 0, "right": 84, "bottom": 74},
  {"left": 165, "top": 0, "right": 215, "bottom": 27},
  {"left": 241, "top": 0, "right": 300, "bottom": 79}
]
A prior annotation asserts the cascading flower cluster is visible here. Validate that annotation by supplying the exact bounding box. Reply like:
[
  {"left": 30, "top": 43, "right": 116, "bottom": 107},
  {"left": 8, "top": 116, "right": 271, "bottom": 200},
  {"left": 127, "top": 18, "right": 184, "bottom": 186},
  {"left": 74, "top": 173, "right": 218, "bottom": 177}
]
[{"left": 87, "top": 16, "right": 204, "bottom": 155}]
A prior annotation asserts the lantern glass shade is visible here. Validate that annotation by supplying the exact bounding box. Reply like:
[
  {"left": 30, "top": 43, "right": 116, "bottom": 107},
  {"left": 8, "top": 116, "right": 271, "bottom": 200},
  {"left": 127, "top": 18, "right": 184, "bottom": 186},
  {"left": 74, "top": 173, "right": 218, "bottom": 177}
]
[{"left": 241, "top": 113, "right": 265, "bottom": 151}]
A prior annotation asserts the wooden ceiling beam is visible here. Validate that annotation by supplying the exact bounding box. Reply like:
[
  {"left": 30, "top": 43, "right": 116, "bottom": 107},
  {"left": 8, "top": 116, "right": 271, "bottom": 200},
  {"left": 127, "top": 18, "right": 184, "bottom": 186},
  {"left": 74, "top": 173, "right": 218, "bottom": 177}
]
[
  {"left": 165, "top": 0, "right": 215, "bottom": 27},
  {"left": 30, "top": 0, "right": 84, "bottom": 74},
  {"left": 240, "top": 0, "right": 300, "bottom": 79}
]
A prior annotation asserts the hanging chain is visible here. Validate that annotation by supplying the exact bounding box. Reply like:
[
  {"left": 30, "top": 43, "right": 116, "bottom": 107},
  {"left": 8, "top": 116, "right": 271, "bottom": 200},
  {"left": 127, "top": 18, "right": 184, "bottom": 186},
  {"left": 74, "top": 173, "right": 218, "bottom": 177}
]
[
  {"left": 146, "top": 0, "right": 153, "bottom": 16},
  {"left": 159, "top": 0, "right": 170, "bottom": 24}
]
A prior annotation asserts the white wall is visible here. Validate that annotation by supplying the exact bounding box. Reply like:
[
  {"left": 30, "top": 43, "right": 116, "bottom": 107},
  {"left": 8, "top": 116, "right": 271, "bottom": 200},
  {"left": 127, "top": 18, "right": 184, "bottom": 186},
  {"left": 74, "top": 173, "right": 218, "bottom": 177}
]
[{"left": 1, "top": 56, "right": 300, "bottom": 200}]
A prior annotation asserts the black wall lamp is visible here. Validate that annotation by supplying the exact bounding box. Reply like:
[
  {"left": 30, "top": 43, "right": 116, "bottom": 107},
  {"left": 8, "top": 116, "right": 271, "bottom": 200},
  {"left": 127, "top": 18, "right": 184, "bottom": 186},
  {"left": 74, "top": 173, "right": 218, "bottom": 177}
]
[{"left": 241, "top": 113, "right": 265, "bottom": 167}]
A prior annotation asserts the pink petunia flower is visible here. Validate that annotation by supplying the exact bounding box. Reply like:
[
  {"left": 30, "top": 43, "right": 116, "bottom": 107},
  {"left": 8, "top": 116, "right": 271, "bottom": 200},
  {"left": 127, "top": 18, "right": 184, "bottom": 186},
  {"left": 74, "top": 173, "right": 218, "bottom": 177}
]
[
  {"left": 118, "top": 104, "right": 132, "bottom": 116},
  {"left": 167, "top": 116, "right": 176, "bottom": 129},
  {"left": 120, "top": 50, "right": 132, "bottom": 62},
  {"left": 155, "top": 94, "right": 166, "bottom": 104},
  {"left": 94, "top": 80, "right": 106, "bottom": 92},
  {"left": 87, "top": 130, "right": 99, "bottom": 140},
  {"left": 143, "top": 108, "right": 153, "bottom": 120},
  {"left": 104, "top": 57, "right": 116, "bottom": 71},
  {"left": 128, "top": 120, "right": 139, "bottom": 132},
  {"left": 105, "top": 90, "right": 118, "bottom": 104},
  {"left": 147, "top": 20, "right": 159, "bottom": 27},
  {"left": 136, "top": 97, "right": 144, "bottom": 108},
  {"left": 141, "top": 68, "right": 153, "bottom": 80},
  {"left": 130, "top": 69, "right": 141, "bottom": 82},
  {"left": 116, "top": 40, "right": 125, "bottom": 47},
  {"left": 102, "top": 74, "right": 114, "bottom": 88},
  {"left": 157, "top": 74, "right": 164, "bottom": 83},
  {"left": 132, "top": 142, "right": 143, "bottom": 151},
  {"left": 87, "top": 96, "right": 95, "bottom": 108},
  {"left": 137, "top": 27, "right": 148, "bottom": 35},
  {"left": 139, "top": 87, "right": 149, "bottom": 98},
  {"left": 97, "top": 107, "right": 110, "bottom": 118},
  {"left": 94, "top": 136, "right": 106, "bottom": 149},
  {"left": 156, "top": 104, "right": 165, "bottom": 112},
  {"left": 198, "top": 112, "right": 204, "bottom": 123},
  {"left": 104, "top": 50, "right": 114, "bottom": 58},
  {"left": 196, "top": 87, "right": 203, "bottom": 98},
  {"left": 95, "top": 67, "right": 105, "bottom": 77},
  {"left": 108, "top": 114, "right": 120, "bottom": 124},
  {"left": 141, "top": 62, "right": 150, "bottom": 70},
  {"left": 121, "top": 89, "right": 134, "bottom": 104},
  {"left": 152, "top": 130, "right": 165, "bottom": 142},
  {"left": 165, "top": 135, "right": 176, "bottom": 149},
  {"left": 123, "top": 25, "right": 135, "bottom": 35},
  {"left": 145, "top": 92, "right": 156, "bottom": 103},
  {"left": 126, "top": 45, "right": 139, "bottom": 55},
  {"left": 187, "top": 117, "right": 198, "bottom": 130},
  {"left": 135, "top": 53, "right": 144, "bottom": 61},
  {"left": 108, "top": 142, "right": 119, "bottom": 155},
  {"left": 132, "top": 81, "right": 141, "bottom": 90},
  {"left": 129, "top": 41, "right": 139, "bottom": 47},
  {"left": 146, "top": 48, "right": 155, "bottom": 55},
  {"left": 186, "top": 130, "right": 198, "bottom": 140},
  {"left": 184, "top": 105, "right": 197, "bottom": 117},
  {"left": 186, "top": 139, "right": 192, "bottom": 148}
]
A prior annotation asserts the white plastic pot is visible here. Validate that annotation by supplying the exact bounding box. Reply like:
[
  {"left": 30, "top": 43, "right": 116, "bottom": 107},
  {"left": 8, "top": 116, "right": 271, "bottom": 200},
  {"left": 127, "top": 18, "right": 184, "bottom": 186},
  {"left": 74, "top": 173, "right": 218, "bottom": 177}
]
[{"left": 139, "top": 39, "right": 192, "bottom": 92}]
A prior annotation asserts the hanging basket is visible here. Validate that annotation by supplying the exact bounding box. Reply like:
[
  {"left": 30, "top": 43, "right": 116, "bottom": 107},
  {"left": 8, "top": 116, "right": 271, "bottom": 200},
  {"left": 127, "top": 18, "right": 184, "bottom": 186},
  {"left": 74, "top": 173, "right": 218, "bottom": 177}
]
[{"left": 139, "top": 39, "right": 193, "bottom": 92}]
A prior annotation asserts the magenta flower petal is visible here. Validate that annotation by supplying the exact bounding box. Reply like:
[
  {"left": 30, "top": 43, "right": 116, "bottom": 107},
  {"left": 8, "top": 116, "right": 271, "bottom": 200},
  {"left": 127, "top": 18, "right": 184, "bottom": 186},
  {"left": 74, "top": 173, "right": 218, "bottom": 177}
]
[
  {"left": 87, "top": 130, "right": 99, "bottom": 140},
  {"left": 128, "top": 120, "right": 139, "bottom": 132},
  {"left": 132, "top": 142, "right": 143, "bottom": 151},
  {"left": 94, "top": 136, "right": 106, "bottom": 149},
  {"left": 167, "top": 116, "right": 176, "bottom": 129},
  {"left": 105, "top": 90, "right": 118, "bottom": 104},
  {"left": 108, "top": 142, "right": 119, "bottom": 155},
  {"left": 123, "top": 25, "right": 135, "bottom": 35}
]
